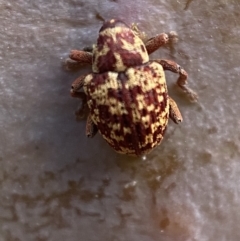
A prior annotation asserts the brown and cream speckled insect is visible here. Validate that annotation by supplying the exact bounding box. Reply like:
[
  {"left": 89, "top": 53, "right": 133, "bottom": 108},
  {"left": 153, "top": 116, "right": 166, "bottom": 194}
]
[{"left": 69, "top": 19, "right": 197, "bottom": 156}]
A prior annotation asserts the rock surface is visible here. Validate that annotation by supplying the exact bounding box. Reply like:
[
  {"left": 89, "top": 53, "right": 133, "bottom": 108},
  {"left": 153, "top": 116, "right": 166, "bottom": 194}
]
[{"left": 1, "top": 0, "right": 240, "bottom": 240}]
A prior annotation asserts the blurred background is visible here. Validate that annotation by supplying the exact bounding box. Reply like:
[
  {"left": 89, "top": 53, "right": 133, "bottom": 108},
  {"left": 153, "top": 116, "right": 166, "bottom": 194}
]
[{"left": 1, "top": 0, "right": 240, "bottom": 240}]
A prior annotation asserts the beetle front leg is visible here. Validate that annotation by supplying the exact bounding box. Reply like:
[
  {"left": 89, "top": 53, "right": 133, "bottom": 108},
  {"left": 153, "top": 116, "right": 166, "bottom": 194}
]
[
  {"left": 169, "top": 96, "right": 183, "bottom": 124},
  {"left": 156, "top": 59, "right": 198, "bottom": 102},
  {"left": 145, "top": 33, "right": 170, "bottom": 55},
  {"left": 130, "top": 23, "right": 148, "bottom": 42},
  {"left": 65, "top": 50, "right": 92, "bottom": 70},
  {"left": 69, "top": 50, "right": 92, "bottom": 64},
  {"left": 130, "top": 24, "right": 175, "bottom": 55},
  {"left": 145, "top": 31, "right": 178, "bottom": 55}
]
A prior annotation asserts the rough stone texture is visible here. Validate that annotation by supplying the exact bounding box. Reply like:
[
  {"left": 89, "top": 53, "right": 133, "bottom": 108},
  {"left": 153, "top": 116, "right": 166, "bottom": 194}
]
[{"left": 1, "top": 0, "right": 240, "bottom": 241}]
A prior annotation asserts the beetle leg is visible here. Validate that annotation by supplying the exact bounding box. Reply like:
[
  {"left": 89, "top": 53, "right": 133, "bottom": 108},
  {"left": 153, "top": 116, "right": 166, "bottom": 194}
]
[
  {"left": 69, "top": 50, "right": 92, "bottom": 64},
  {"left": 144, "top": 33, "right": 170, "bottom": 55},
  {"left": 71, "top": 74, "right": 89, "bottom": 119},
  {"left": 71, "top": 89, "right": 88, "bottom": 119},
  {"left": 71, "top": 74, "right": 87, "bottom": 96},
  {"left": 65, "top": 49, "right": 92, "bottom": 70},
  {"left": 86, "top": 114, "right": 98, "bottom": 137},
  {"left": 169, "top": 96, "right": 183, "bottom": 124},
  {"left": 155, "top": 59, "right": 198, "bottom": 102},
  {"left": 130, "top": 23, "right": 172, "bottom": 55}
]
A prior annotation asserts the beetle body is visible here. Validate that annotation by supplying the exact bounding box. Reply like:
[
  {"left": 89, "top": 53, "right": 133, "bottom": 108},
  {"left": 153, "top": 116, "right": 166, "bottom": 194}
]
[
  {"left": 69, "top": 19, "right": 197, "bottom": 156},
  {"left": 84, "top": 61, "right": 169, "bottom": 155}
]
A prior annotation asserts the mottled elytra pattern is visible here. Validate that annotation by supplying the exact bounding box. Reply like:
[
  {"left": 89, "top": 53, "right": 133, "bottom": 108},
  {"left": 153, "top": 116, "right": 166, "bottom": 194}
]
[
  {"left": 69, "top": 19, "right": 197, "bottom": 156},
  {"left": 84, "top": 61, "right": 168, "bottom": 155}
]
